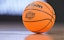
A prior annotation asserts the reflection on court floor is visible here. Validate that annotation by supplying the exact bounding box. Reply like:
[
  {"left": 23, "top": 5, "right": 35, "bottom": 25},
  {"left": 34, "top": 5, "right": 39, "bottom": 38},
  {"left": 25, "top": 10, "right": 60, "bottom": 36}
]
[{"left": 0, "top": 22, "right": 63, "bottom": 40}]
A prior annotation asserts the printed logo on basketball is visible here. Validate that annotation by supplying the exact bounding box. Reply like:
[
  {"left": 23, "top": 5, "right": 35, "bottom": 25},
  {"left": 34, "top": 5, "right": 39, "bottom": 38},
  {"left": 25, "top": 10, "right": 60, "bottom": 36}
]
[
  {"left": 27, "top": 4, "right": 43, "bottom": 9},
  {"left": 26, "top": 11, "right": 35, "bottom": 20}
]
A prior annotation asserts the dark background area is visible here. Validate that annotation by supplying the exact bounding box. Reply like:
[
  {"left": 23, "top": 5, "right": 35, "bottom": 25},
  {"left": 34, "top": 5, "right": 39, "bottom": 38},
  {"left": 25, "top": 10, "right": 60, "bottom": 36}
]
[
  {"left": 0, "top": 15, "right": 21, "bottom": 22},
  {"left": 47, "top": 0, "right": 64, "bottom": 23},
  {"left": 0, "top": 0, "right": 64, "bottom": 23}
]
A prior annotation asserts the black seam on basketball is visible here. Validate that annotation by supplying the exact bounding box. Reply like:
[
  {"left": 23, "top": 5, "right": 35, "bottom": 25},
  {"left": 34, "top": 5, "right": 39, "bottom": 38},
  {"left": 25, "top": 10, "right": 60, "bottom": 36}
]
[
  {"left": 38, "top": 1, "right": 54, "bottom": 32},
  {"left": 24, "top": 18, "right": 52, "bottom": 22},
  {"left": 32, "top": 21, "right": 51, "bottom": 32},
  {"left": 38, "top": 1, "right": 55, "bottom": 15},
  {"left": 38, "top": 1, "right": 55, "bottom": 22},
  {"left": 37, "top": 21, "right": 51, "bottom": 31},
  {"left": 24, "top": 9, "right": 54, "bottom": 19}
]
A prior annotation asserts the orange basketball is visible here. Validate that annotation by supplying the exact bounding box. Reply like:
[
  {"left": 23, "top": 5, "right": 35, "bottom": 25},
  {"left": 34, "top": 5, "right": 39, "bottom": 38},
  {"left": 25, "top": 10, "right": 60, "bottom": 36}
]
[
  {"left": 25, "top": 34, "right": 53, "bottom": 40},
  {"left": 22, "top": 1, "right": 56, "bottom": 33}
]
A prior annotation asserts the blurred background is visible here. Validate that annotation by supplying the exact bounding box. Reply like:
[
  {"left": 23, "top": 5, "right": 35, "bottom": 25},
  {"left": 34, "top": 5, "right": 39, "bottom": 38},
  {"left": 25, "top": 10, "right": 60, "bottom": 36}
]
[{"left": 0, "top": 0, "right": 63, "bottom": 23}]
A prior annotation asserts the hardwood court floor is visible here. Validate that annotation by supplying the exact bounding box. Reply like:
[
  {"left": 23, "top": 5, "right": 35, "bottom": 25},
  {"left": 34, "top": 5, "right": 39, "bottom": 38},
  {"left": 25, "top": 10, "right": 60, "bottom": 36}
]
[{"left": 0, "top": 22, "right": 63, "bottom": 40}]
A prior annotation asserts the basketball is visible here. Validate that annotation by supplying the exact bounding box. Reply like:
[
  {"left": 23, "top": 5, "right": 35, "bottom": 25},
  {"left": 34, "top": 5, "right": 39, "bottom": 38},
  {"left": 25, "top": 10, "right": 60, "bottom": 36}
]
[
  {"left": 22, "top": 1, "right": 56, "bottom": 33},
  {"left": 25, "top": 34, "right": 53, "bottom": 40}
]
